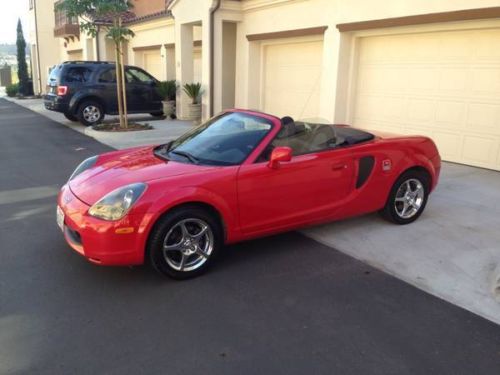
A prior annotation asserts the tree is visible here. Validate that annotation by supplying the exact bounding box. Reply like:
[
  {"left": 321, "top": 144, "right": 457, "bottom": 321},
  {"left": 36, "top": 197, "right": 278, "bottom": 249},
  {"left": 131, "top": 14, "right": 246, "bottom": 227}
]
[
  {"left": 58, "top": 0, "right": 135, "bottom": 129},
  {"left": 16, "top": 19, "right": 30, "bottom": 96}
]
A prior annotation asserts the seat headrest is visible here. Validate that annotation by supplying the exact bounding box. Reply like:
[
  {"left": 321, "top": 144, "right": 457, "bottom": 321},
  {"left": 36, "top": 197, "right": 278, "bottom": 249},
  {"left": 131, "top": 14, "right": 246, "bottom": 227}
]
[{"left": 279, "top": 116, "right": 296, "bottom": 138}]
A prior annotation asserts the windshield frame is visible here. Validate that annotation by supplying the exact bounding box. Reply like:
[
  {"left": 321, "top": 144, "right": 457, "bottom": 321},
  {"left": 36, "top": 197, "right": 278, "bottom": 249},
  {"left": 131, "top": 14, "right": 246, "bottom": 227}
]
[{"left": 161, "top": 110, "right": 279, "bottom": 167}]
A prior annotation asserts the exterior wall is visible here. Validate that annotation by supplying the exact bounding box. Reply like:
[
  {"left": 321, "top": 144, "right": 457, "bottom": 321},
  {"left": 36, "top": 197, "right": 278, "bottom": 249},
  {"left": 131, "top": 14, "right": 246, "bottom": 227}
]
[{"left": 28, "top": 0, "right": 62, "bottom": 94}]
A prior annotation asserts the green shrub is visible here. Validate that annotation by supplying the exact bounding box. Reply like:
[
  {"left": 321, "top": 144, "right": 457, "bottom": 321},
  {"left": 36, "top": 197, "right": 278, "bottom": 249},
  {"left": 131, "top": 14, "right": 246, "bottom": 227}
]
[
  {"left": 182, "top": 82, "right": 202, "bottom": 104},
  {"left": 157, "top": 80, "right": 178, "bottom": 101},
  {"left": 6, "top": 83, "right": 19, "bottom": 97}
]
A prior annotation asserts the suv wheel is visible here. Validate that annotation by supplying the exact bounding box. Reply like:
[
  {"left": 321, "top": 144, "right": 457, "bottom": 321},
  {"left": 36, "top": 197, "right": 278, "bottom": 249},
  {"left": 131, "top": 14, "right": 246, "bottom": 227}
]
[
  {"left": 78, "top": 100, "right": 104, "bottom": 126},
  {"left": 63, "top": 112, "right": 78, "bottom": 122}
]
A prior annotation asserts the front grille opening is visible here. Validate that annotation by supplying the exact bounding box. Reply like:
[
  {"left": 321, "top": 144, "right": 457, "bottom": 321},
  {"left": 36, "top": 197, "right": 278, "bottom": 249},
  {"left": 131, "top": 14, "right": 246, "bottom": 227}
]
[{"left": 65, "top": 226, "right": 82, "bottom": 246}]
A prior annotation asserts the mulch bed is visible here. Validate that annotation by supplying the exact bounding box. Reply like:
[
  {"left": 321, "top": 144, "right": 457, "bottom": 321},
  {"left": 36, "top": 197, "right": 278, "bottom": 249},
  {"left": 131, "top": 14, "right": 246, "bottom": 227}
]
[{"left": 92, "top": 122, "right": 153, "bottom": 132}]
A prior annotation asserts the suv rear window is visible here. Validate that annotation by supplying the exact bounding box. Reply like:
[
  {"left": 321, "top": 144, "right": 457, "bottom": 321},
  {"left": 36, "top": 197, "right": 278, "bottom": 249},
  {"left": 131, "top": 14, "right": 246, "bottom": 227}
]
[
  {"left": 47, "top": 65, "right": 62, "bottom": 84},
  {"left": 63, "top": 67, "right": 93, "bottom": 83}
]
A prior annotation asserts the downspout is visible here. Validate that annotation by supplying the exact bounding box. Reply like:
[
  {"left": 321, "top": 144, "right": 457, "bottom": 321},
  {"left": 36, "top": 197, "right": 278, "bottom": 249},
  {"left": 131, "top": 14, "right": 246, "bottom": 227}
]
[
  {"left": 209, "top": 0, "right": 221, "bottom": 117},
  {"left": 33, "top": 0, "right": 42, "bottom": 94}
]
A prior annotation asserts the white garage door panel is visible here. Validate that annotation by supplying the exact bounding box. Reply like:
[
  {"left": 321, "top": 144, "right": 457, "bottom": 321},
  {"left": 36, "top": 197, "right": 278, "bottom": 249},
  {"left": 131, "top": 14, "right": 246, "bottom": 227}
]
[
  {"left": 263, "top": 40, "right": 323, "bottom": 120},
  {"left": 143, "top": 49, "right": 162, "bottom": 80},
  {"left": 353, "top": 29, "right": 500, "bottom": 171}
]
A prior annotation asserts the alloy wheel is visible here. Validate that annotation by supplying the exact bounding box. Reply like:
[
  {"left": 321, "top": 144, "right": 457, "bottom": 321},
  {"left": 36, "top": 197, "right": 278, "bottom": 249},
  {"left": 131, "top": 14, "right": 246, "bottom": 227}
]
[
  {"left": 82, "top": 105, "right": 101, "bottom": 123},
  {"left": 394, "top": 178, "right": 425, "bottom": 219},
  {"left": 162, "top": 218, "right": 214, "bottom": 272}
]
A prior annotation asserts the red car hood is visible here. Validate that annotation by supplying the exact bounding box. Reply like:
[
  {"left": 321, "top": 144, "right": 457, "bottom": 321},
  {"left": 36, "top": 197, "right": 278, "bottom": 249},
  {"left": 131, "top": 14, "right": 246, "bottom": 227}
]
[{"left": 69, "top": 146, "right": 215, "bottom": 205}]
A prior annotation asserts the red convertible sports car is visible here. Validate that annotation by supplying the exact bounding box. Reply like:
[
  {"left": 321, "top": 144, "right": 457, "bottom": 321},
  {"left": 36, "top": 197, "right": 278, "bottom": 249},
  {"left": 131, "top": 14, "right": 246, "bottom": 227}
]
[{"left": 57, "top": 109, "right": 441, "bottom": 279}]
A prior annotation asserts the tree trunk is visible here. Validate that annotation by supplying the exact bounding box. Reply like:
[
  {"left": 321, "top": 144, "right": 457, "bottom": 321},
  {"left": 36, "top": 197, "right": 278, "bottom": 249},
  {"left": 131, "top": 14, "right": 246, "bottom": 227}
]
[
  {"left": 119, "top": 18, "right": 128, "bottom": 129},
  {"left": 114, "top": 18, "right": 125, "bottom": 129}
]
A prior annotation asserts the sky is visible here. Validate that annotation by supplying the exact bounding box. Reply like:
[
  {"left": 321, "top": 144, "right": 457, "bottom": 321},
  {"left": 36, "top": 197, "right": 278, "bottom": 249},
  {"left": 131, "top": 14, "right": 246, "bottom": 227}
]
[{"left": 0, "top": 0, "right": 30, "bottom": 44}]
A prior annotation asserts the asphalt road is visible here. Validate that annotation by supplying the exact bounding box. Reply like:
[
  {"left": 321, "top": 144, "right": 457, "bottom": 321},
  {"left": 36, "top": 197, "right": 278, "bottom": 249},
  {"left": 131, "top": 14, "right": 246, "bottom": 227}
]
[{"left": 1, "top": 98, "right": 499, "bottom": 375}]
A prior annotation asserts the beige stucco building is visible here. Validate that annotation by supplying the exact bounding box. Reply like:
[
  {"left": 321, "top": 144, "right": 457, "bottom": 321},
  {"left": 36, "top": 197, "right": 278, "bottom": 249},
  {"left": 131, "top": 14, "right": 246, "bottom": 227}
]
[{"left": 29, "top": 0, "right": 500, "bottom": 171}]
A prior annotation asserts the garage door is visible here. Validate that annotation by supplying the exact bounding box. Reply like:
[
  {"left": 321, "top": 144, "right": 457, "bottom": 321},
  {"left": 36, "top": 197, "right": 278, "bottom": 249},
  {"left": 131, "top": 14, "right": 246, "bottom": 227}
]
[
  {"left": 353, "top": 29, "right": 500, "bottom": 171},
  {"left": 262, "top": 39, "right": 323, "bottom": 120},
  {"left": 142, "top": 49, "right": 163, "bottom": 80},
  {"left": 67, "top": 49, "right": 83, "bottom": 61}
]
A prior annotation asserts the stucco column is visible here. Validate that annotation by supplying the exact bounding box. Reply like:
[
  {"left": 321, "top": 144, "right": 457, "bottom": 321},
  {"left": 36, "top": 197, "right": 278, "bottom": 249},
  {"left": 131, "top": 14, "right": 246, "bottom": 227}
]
[
  {"left": 175, "top": 23, "right": 194, "bottom": 120},
  {"left": 212, "top": 17, "right": 224, "bottom": 115},
  {"left": 319, "top": 27, "right": 339, "bottom": 123},
  {"left": 165, "top": 46, "right": 176, "bottom": 81},
  {"left": 201, "top": 17, "right": 212, "bottom": 121}
]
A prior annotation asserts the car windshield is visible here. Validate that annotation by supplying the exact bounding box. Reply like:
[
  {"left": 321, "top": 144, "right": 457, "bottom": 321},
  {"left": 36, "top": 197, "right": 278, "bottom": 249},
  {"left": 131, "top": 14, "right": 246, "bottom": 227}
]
[{"left": 161, "top": 112, "right": 273, "bottom": 166}]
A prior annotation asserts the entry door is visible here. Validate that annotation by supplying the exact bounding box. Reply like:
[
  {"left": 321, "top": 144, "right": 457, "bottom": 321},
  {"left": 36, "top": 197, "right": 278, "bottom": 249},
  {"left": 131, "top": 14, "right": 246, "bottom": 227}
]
[{"left": 237, "top": 150, "right": 354, "bottom": 234}]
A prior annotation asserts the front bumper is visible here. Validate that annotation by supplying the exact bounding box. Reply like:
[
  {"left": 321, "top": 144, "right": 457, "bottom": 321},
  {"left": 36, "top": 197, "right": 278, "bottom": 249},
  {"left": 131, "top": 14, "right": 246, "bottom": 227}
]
[{"left": 57, "top": 185, "right": 148, "bottom": 266}]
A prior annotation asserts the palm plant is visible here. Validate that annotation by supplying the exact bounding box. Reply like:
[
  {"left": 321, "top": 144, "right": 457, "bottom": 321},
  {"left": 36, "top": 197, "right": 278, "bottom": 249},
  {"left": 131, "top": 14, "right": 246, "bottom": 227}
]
[
  {"left": 158, "top": 80, "right": 178, "bottom": 101},
  {"left": 183, "top": 83, "right": 202, "bottom": 104}
]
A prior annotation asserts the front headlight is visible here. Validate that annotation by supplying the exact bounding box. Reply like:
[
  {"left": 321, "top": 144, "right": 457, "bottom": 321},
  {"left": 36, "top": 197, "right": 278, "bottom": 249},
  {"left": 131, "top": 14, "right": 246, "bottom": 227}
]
[
  {"left": 69, "top": 156, "right": 98, "bottom": 181},
  {"left": 88, "top": 183, "right": 147, "bottom": 221}
]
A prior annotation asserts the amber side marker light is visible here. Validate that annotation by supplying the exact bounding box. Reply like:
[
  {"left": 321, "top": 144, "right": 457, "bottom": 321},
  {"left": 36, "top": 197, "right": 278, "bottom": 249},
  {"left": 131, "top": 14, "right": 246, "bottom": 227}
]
[{"left": 115, "top": 227, "right": 135, "bottom": 234}]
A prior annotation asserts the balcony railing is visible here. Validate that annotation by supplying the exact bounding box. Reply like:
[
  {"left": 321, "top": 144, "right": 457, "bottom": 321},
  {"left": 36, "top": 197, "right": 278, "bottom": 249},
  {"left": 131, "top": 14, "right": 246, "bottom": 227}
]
[{"left": 54, "top": 1, "right": 80, "bottom": 38}]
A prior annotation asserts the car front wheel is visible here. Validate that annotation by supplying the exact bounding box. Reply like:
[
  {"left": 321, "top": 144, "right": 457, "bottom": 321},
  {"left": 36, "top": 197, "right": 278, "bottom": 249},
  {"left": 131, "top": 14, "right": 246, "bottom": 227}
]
[
  {"left": 148, "top": 206, "right": 222, "bottom": 279},
  {"left": 380, "top": 170, "right": 430, "bottom": 225},
  {"left": 77, "top": 101, "right": 104, "bottom": 126}
]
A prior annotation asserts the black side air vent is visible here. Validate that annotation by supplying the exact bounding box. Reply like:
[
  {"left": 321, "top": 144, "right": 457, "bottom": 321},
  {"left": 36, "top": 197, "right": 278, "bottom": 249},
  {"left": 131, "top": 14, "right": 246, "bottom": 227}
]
[{"left": 356, "top": 156, "right": 375, "bottom": 189}]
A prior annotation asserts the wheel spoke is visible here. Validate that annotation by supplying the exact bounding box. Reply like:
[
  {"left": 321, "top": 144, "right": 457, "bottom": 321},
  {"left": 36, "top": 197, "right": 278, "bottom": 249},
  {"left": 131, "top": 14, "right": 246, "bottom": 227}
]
[
  {"left": 400, "top": 202, "right": 409, "bottom": 216},
  {"left": 195, "top": 245, "right": 208, "bottom": 259},
  {"left": 405, "top": 181, "right": 412, "bottom": 194},
  {"left": 192, "top": 225, "right": 208, "bottom": 239},
  {"left": 395, "top": 197, "right": 406, "bottom": 202},
  {"left": 179, "top": 222, "right": 190, "bottom": 240},
  {"left": 179, "top": 253, "right": 187, "bottom": 271},
  {"left": 164, "top": 243, "right": 182, "bottom": 252}
]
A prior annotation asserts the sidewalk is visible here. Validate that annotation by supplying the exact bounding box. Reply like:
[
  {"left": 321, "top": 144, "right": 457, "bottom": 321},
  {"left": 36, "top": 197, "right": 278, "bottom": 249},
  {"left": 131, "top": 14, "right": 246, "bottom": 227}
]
[{"left": 3, "top": 97, "right": 193, "bottom": 149}]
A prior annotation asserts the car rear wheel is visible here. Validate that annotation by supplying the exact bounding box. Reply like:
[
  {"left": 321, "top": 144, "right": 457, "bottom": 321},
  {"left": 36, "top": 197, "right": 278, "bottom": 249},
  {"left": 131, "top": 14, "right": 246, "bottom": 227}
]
[
  {"left": 380, "top": 170, "right": 430, "bottom": 225},
  {"left": 148, "top": 206, "right": 222, "bottom": 279},
  {"left": 78, "top": 100, "right": 104, "bottom": 126},
  {"left": 63, "top": 112, "right": 78, "bottom": 122}
]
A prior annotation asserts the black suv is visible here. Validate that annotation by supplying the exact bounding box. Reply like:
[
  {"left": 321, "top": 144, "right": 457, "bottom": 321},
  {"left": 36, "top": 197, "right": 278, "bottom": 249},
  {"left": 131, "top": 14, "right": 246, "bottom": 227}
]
[{"left": 44, "top": 61, "right": 164, "bottom": 126}]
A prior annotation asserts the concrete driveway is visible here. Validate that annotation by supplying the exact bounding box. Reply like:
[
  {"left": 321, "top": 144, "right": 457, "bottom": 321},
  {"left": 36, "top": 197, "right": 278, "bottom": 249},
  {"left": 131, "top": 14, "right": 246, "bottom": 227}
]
[{"left": 304, "top": 162, "right": 500, "bottom": 324}]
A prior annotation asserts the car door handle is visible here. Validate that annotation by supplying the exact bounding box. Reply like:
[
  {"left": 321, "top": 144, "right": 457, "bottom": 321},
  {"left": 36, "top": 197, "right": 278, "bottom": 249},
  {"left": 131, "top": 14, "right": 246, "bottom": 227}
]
[{"left": 332, "top": 163, "right": 347, "bottom": 171}]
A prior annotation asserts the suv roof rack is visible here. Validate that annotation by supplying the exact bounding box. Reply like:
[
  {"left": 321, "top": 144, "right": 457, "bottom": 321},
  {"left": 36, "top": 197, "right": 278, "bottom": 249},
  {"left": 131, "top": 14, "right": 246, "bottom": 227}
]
[{"left": 61, "top": 61, "right": 113, "bottom": 65}]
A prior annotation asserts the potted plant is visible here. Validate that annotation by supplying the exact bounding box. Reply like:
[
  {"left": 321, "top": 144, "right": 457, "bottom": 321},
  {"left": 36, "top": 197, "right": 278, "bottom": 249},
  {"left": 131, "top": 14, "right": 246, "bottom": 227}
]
[
  {"left": 182, "top": 82, "right": 202, "bottom": 122},
  {"left": 157, "top": 80, "right": 177, "bottom": 118}
]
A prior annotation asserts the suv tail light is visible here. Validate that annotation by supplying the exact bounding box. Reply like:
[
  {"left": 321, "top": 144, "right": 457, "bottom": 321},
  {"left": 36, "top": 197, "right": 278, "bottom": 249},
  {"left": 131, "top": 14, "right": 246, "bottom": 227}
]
[{"left": 57, "top": 86, "right": 68, "bottom": 96}]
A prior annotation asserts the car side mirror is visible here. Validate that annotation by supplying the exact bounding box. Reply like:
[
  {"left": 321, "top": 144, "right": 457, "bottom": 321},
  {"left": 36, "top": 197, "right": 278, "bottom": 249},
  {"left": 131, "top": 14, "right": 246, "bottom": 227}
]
[{"left": 268, "top": 147, "right": 292, "bottom": 169}]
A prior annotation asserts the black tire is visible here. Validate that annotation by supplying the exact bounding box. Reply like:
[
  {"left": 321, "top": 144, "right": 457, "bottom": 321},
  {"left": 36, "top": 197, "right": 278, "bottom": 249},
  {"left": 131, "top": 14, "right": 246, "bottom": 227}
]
[
  {"left": 380, "top": 170, "right": 430, "bottom": 225},
  {"left": 148, "top": 206, "right": 223, "bottom": 280},
  {"left": 77, "top": 100, "right": 104, "bottom": 126},
  {"left": 63, "top": 112, "right": 78, "bottom": 122},
  {"left": 150, "top": 111, "right": 165, "bottom": 118}
]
